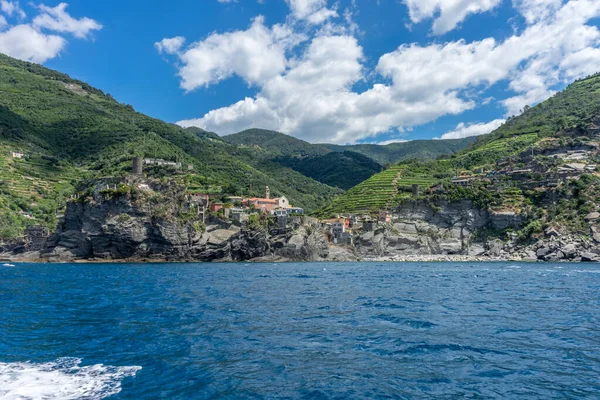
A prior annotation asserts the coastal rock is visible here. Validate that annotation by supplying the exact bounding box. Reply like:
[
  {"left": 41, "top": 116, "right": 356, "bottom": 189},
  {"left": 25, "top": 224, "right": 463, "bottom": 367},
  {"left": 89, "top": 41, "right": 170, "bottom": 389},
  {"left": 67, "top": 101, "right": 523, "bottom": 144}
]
[
  {"left": 491, "top": 211, "right": 525, "bottom": 231},
  {"left": 230, "top": 229, "right": 268, "bottom": 261},
  {"left": 536, "top": 247, "right": 552, "bottom": 258},
  {"left": 560, "top": 243, "right": 578, "bottom": 259},
  {"left": 580, "top": 252, "right": 599, "bottom": 262}
]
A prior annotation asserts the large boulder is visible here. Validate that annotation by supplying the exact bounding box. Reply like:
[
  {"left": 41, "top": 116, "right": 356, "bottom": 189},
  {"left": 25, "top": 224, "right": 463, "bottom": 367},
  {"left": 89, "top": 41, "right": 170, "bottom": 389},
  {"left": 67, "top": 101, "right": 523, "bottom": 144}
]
[
  {"left": 230, "top": 229, "right": 268, "bottom": 261},
  {"left": 536, "top": 247, "right": 552, "bottom": 259},
  {"left": 491, "top": 211, "right": 525, "bottom": 230},
  {"left": 580, "top": 252, "right": 599, "bottom": 262}
]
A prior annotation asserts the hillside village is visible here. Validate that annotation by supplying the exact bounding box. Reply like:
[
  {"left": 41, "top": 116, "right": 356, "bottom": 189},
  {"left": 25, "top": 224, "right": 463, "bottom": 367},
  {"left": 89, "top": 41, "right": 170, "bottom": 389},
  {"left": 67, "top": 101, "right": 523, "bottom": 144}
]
[{"left": 5, "top": 122, "right": 600, "bottom": 260}]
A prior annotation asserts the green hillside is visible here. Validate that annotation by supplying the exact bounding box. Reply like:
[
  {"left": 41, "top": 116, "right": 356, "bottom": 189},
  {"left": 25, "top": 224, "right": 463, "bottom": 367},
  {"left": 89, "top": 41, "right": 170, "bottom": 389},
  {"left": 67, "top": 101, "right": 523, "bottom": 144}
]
[
  {"left": 224, "top": 128, "right": 330, "bottom": 157},
  {"left": 0, "top": 54, "right": 341, "bottom": 239},
  {"left": 223, "top": 128, "right": 476, "bottom": 189},
  {"left": 324, "top": 137, "right": 478, "bottom": 165},
  {"left": 318, "top": 73, "right": 600, "bottom": 218},
  {"left": 276, "top": 151, "right": 383, "bottom": 190}
]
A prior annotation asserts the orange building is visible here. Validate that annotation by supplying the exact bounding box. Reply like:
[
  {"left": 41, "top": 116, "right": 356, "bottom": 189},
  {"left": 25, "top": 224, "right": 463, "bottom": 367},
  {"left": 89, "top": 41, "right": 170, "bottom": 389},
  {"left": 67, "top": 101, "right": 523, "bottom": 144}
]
[{"left": 242, "top": 198, "right": 279, "bottom": 213}]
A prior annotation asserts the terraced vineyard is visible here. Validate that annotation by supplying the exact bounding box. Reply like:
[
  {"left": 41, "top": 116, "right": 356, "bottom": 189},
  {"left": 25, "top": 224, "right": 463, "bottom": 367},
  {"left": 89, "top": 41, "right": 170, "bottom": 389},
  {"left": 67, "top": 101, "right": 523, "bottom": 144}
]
[
  {"left": 316, "top": 165, "right": 405, "bottom": 215},
  {"left": 0, "top": 142, "right": 85, "bottom": 236}
]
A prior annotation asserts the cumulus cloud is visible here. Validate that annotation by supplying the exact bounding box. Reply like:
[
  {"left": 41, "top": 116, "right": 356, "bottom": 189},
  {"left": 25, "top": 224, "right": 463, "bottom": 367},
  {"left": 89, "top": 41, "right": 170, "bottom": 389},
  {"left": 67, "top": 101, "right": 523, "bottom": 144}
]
[
  {"left": 403, "top": 0, "right": 502, "bottom": 35},
  {"left": 0, "top": 15, "right": 7, "bottom": 29},
  {"left": 376, "top": 139, "right": 410, "bottom": 145},
  {"left": 0, "top": 2, "right": 100, "bottom": 63},
  {"left": 33, "top": 3, "right": 102, "bottom": 39},
  {"left": 155, "top": 36, "right": 185, "bottom": 55},
  {"left": 513, "top": 0, "right": 563, "bottom": 24},
  {"left": 177, "top": 34, "right": 473, "bottom": 143},
  {"left": 560, "top": 48, "right": 600, "bottom": 80},
  {"left": 161, "top": 0, "right": 600, "bottom": 144},
  {"left": 173, "top": 16, "right": 300, "bottom": 91},
  {"left": 0, "top": 24, "right": 65, "bottom": 63},
  {"left": 0, "top": 0, "right": 25, "bottom": 19},
  {"left": 439, "top": 119, "right": 506, "bottom": 139},
  {"left": 286, "top": 0, "right": 337, "bottom": 24}
]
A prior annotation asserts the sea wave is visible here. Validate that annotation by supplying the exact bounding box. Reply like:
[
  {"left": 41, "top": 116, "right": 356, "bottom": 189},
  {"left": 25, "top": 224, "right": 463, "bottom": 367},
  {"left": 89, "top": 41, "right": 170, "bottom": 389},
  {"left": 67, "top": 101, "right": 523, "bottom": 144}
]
[{"left": 0, "top": 357, "right": 141, "bottom": 399}]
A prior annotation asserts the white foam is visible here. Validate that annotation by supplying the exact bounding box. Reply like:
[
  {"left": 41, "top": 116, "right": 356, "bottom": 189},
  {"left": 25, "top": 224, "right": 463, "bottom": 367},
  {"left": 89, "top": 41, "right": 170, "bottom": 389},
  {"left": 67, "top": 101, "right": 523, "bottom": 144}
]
[{"left": 0, "top": 357, "right": 141, "bottom": 399}]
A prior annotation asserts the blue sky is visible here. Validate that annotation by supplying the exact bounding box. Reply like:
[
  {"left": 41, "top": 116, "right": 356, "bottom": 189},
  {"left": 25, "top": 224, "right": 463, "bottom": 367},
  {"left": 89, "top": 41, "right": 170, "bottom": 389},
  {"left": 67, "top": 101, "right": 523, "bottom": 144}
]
[{"left": 1, "top": 0, "right": 600, "bottom": 144}]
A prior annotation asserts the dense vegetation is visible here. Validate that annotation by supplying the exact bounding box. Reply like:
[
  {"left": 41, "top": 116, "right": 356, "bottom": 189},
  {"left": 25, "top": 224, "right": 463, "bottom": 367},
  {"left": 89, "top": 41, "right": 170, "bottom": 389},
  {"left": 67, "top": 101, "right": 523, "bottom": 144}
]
[
  {"left": 318, "top": 72, "right": 600, "bottom": 233},
  {"left": 276, "top": 151, "right": 382, "bottom": 190},
  {"left": 324, "top": 137, "right": 478, "bottom": 165},
  {"left": 0, "top": 54, "right": 343, "bottom": 239},
  {"left": 223, "top": 129, "right": 476, "bottom": 189}
]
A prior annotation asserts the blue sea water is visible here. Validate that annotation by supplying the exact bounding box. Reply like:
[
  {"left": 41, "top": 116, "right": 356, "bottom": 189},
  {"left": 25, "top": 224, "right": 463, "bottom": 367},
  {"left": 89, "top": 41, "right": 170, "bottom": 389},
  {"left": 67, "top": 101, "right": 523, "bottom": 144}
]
[{"left": 1, "top": 262, "right": 599, "bottom": 399}]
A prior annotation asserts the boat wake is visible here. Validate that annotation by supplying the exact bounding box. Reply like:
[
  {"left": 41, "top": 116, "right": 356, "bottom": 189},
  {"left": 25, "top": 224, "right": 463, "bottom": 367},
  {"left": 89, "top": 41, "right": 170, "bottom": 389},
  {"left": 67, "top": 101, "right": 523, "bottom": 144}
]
[{"left": 0, "top": 357, "right": 141, "bottom": 399}]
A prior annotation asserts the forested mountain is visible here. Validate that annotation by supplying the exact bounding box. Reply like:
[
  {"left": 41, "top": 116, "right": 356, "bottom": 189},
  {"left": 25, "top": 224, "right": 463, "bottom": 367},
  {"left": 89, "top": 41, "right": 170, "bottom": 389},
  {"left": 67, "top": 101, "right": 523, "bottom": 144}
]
[
  {"left": 0, "top": 53, "right": 486, "bottom": 240},
  {"left": 0, "top": 54, "right": 342, "bottom": 238},
  {"left": 223, "top": 129, "right": 477, "bottom": 189},
  {"left": 318, "top": 72, "right": 600, "bottom": 244},
  {"left": 324, "top": 137, "right": 478, "bottom": 165}
]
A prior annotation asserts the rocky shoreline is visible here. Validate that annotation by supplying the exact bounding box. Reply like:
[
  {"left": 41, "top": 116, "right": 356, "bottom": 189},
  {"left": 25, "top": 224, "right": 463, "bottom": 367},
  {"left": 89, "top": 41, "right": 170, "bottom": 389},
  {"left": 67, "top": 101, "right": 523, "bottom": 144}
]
[
  {"left": 3, "top": 180, "right": 600, "bottom": 264},
  {"left": 0, "top": 251, "right": 589, "bottom": 264}
]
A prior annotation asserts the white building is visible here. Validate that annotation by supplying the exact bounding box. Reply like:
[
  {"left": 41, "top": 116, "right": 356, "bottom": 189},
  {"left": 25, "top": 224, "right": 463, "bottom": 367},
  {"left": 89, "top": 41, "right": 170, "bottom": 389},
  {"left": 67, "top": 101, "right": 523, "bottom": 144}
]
[{"left": 274, "top": 196, "right": 289, "bottom": 209}]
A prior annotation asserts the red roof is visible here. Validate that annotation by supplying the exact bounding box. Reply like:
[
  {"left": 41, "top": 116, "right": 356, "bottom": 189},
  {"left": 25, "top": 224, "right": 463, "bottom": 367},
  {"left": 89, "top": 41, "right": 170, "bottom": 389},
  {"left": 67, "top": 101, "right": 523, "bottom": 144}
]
[{"left": 245, "top": 198, "right": 278, "bottom": 204}]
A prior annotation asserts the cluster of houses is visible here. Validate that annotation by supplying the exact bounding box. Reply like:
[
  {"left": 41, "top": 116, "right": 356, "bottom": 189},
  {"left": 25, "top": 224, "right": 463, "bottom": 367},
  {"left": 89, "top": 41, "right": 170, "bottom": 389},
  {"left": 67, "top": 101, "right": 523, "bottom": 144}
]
[
  {"left": 321, "top": 211, "right": 391, "bottom": 244},
  {"left": 450, "top": 147, "right": 600, "bottom": 188},
  {"left": 187, "top": 186, "right": 304, "bottom": 223}
]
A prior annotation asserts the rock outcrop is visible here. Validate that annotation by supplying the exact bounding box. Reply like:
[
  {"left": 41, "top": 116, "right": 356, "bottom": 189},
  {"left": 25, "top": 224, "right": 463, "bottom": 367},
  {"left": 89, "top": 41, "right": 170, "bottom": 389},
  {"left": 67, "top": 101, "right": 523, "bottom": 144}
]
[
  {"left": 3, "top": 178, "right": 599, "bottom": 263},
  {"left": 36, "top": 178, "right": 355, "bottom": 263},
  {"left": 353, "top": 200, "right": 519, "bottom": 258}
]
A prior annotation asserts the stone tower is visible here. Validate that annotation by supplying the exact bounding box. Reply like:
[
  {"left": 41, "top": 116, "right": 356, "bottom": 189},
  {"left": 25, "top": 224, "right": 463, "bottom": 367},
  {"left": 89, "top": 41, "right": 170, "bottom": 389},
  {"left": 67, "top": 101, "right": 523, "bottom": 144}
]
[
  {"left": 265, "top": 186, "right": 271, "bottom": 199},
  {"left": 132, "top": 157, "right": 143, "bottom": 175},
  {"left": 412, "top": 184, "right": 419, "bottom": 198}
]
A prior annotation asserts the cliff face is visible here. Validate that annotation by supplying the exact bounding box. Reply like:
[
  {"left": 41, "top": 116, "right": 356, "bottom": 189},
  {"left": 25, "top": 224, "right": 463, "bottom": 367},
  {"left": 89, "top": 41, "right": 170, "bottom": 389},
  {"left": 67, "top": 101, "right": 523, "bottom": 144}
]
[
  {"left": 353, "top": 199, "right": 600, "bottom": 262},
  {"left": 7, "top": 177, "right": 598, "bottom": 263},
  {"left": 354, "top": 200, "right": 497, "bottom": 257},
  {"left": 41, "top": 178, "right": 356, "bottom": 263}
]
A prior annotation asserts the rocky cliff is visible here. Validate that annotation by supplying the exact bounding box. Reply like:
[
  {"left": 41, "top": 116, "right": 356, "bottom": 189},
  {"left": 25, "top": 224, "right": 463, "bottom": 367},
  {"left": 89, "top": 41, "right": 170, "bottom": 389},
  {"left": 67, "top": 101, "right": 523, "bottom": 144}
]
[
  {"left": 353, "top": 199, "right": 600, "bottom": 262},
  {"left": 38, "top": 178, "right": 356, "bottom": 263},
  {"left": 3, "top": 177, "right": 600, "bottom": 263}
]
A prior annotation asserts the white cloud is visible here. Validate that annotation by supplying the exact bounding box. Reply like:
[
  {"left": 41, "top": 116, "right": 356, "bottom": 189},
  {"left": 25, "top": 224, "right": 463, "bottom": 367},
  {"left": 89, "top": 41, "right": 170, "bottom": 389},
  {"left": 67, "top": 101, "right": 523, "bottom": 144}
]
[
  {"left": 286, "top": 0, "right": 337, "bottom": 24},
  {"left": 217, "top": 0, "right": 238, "bottom": 3},
  {"left": 163, "top": 0, "right": 600, "bottom": 144},
  {"left": 403, "top": 0, "right": 502, "bottom": 35},
  {"left": 155, "top": 36, "right": 185, "bottom": 55},
  {"left": 439, "top": 119, "right": 506, "bottom": 139},
  {"left": 0, "top": 24, "right": 65, "bottom": 63},
  {"left": 513, "top": 0, "right": 563, "bottom": 24},
  {"left": 33, "top": 3, "right": 102, "bottom": 39},
  {"left": 0, "top": 2, "right": 100, "bottom": 63},
  {"left": 560, "top": 47, "right": 600, "bottom": 80},
  {"left": 178, "top": 34, "right": 473, "bottom": 143},
  {"left": 383, "top": 0, "right": 600, "bottom": 117},
  {"left": 376, "top": 139, "right": 410, "bottom": 145},
  {"left": 170, "top": 16, "right": 302, "bottom": 91},
  {"left": 0, "top": 1, "right": 25, "bottom": 19}
]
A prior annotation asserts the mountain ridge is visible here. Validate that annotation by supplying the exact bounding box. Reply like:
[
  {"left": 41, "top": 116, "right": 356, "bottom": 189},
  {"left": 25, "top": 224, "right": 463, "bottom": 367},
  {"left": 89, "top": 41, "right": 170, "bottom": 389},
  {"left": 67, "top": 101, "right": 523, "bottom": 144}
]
[{"left": 223, "top": 128, "right": 478, "bottom": 189}]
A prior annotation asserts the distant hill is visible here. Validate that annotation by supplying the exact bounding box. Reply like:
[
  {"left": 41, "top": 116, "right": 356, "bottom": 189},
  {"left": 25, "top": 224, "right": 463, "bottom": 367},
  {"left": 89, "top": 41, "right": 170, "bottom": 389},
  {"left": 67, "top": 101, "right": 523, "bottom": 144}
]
[
  {"left": 276, "top": 151, "right": 383, "bottom": 190},
  {"left": 0, "top": 54, "right": 342, "bottom": 238},
  {"left": 317, "top": 71, "right": 600, "bottom": 239},
  {"left": 223, "top": 129, "right": 477, "bottom": 189},
  {"left": 224, "top": 128, "right": 330, "bottom": 157},
  {"left": 325, "top": 137, "right": 478, "bottom": 165}
]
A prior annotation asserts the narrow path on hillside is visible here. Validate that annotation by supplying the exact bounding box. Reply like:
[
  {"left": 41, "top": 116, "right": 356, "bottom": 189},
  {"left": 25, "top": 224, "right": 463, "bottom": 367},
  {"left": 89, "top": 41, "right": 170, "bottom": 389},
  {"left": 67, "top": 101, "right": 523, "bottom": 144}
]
[{"left": 384, "top": 169, "right": 403, "bottom": 210}]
